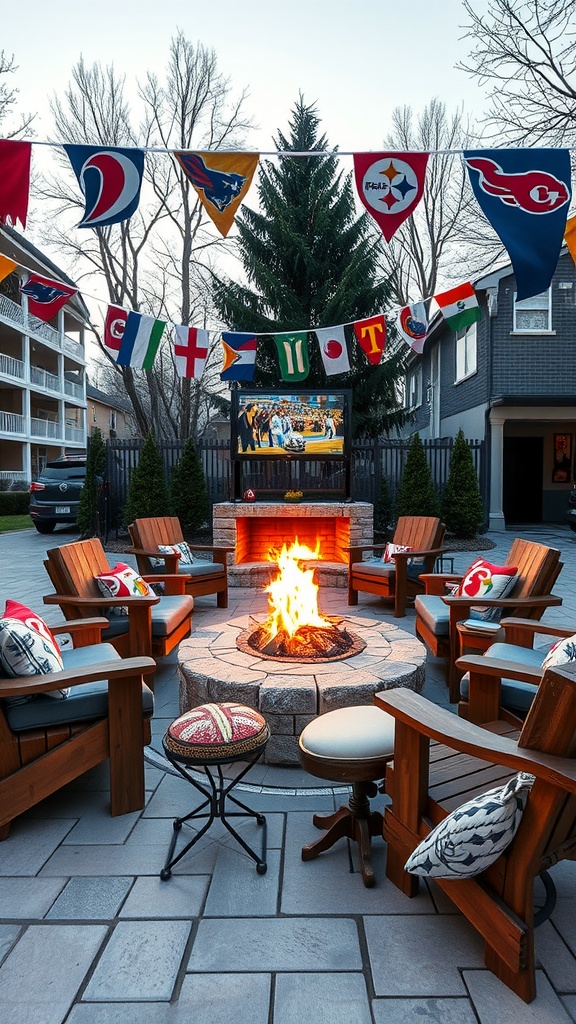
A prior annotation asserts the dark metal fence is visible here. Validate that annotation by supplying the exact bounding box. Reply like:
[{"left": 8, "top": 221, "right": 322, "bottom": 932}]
[{"left": 104, "top": 435, "right": 486, "bottom": 537}]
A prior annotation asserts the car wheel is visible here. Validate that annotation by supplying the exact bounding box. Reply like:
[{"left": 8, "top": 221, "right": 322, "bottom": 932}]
[{"left": 34, "top": 522, "right": 56, "bottom": 534}]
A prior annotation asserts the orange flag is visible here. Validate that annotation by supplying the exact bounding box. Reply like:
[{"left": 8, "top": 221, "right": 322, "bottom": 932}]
[
  {"left": 173, "top": 151, "right": 259, "bottom": 236},
  {"left": 0, "top": 253, "right": 17, "bottom": 284},
  {"left": 564, "top": 213, "right": 576, "bottom": 267}
]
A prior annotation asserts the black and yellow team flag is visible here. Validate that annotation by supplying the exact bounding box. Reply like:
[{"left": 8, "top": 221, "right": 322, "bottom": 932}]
[{"left": 173, "top": 151, "right": 259, "bottom": 237}]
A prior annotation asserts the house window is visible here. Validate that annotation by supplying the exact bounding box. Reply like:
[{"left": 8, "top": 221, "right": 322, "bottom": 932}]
[
  {"left": 109, "top": 410, "right": 117, "bottom": 431},
  {"left": 455, "top": 324, "right": 477, "bottom": 383},
  {"left": 513, "top": 289, "right": 551, "bottom": 331},
  {"left": 406, "top": 366, "right": 422, "bottom": 410}
]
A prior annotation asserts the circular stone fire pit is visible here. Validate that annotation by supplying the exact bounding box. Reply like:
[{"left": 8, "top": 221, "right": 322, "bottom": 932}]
[{"left": 178, "top": 612, "right": 426, "bottom": 764}]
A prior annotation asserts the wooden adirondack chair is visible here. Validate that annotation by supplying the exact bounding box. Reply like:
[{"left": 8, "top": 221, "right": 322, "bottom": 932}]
[
  {"left": 347, "top": 516, "right": 446, "bottom": 617},
  {"left": 43, "top": 538, "right": 193, "bottom": 661},
  {"left": 414, "top": 537, "right": 563, "bottom": 701},
  {"left": 0, "top": 616, "right": 155, "bottom": 840},
  {"left": 126, "top": 517, "right": 231, "bottom": 609},
  {"left": 375, "top": 666, "right": 576, "bottom": 1003}
]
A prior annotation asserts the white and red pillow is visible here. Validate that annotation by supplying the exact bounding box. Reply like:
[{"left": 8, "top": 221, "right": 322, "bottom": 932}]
[
  {"left": 0, "top": 600, "right": 67, "bottom": 698},
  {"left": 541, "top": 633, "right": 576, "bottom": 672},
  {"left": 452, "top": 558, "right": 518, "bottom": 622},
  {"left": 95, "top": 562, "right": 152, "bottom": 600},
  {"left": 382, "top": 543, "right": 413, "bottom": 564}
]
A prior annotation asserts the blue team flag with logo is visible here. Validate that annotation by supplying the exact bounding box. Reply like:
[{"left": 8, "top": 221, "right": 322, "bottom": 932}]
[
  {"left": 63, "top": 144, "right": 145, "bottom": 228},
  {"left": 464, "top": 148, "right": 571, "bottom": 300}
]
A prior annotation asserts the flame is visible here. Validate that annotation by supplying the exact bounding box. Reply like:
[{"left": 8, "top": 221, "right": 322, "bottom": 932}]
[{"left": 264, "top": 539, "right": 331, "bottom": 640}]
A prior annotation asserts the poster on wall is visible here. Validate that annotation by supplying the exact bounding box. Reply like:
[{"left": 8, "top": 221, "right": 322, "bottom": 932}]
[{"left": 552, "top": 433, "right": 572, "bottom": 483}]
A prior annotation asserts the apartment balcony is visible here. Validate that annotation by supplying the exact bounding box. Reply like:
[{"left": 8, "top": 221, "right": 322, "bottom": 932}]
[
  {"left": 64, "top": 379, "right": 84, "bottom": 401},
  {"left": 30, "top": 417, "right": 61, "bottom": 440},
  {"left": 30, "top": 365, "right": 60, "bottom": 392},
  {"left": 0, "top": 293, "right": 85, "bottom": 362},
  {"left": 65, "top": 424, "right": 85, "bottom": 444},
  {"left": 0, "top": 353, "right": 25, "bottom": 381},
  {"left": 0, "top": 411, "right": 25, "bottom": 435}
]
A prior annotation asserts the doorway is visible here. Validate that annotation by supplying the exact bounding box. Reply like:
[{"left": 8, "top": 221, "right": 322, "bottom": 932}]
[{"left": 503, "top": 436, "right": 543, "bottom": 523}]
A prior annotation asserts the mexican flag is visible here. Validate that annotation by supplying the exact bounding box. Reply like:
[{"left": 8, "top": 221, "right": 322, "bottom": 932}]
[{"left": 434, "top": 282, "right": 481, "bottom": 332}]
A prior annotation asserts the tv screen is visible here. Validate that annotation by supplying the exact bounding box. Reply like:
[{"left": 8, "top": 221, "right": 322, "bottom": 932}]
[{"left": 231, "top": 389, "right": 351, "bottom": 459}]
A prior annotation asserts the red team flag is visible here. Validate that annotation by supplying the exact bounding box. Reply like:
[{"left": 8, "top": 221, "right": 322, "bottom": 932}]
[
  {"left": 0, "top": 140, "right": 31, "bottom": 228},
  {"left": 103, "top": 305, "right": 128, "bottom": 356},
  {"left": 20, "top": 273, "right": 77, "bottom": 322},
  {"left": 352, "top": 315, "right": 386, "bottom": 366},
  {"left": 353, "top": 151, "right": 429, "bottom": 242},
  {"left": 173, "top": 325, "right": 209, "bottom": 378}
]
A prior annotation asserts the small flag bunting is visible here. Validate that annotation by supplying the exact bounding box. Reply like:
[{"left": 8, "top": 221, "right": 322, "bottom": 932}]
[
  {"left": 353, "top": 151, "right": 429, "bottom": 242},
  {"left": 173, "top": 325, "right": 209, "bottom": 379},
  {"left": 0, "top": 140, "right": 31, "bottom": 229},
  {"left": 314, "top": 325, "right": 351, "bottom": 376},
  {"left": 434, "top": 282, "right": 481, "bottom": 333},
  {"left": 396, "top": 300, "right": 432, "bottom": 354},
  {"left": 273, "top": 331, "right": 310, "bottom": 382},
  {"left": 220, "top": 332, "right": 257, "bottom": 381},
  {"left": 63, "top": 144, "right": 145, "bottom": 228},
  {"left": 20, "top": 272, "right": 77, "bottom": 323},
  {"left": 352, "top": 315, "right": 386, "bottom": 365},
  {"left": 116, "top": 312, "right": 165, "bottom": 369},
  {"left": 0, "top": 254, "right": 17, "bottom": 285},
  {"left": 174, "top": 151, "right": 259, "bottom": 237}
]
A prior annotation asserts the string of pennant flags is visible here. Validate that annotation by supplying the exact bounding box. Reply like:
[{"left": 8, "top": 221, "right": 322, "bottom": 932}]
[{"left": 2, "top": 136, "right": 576, "bottom": 381}]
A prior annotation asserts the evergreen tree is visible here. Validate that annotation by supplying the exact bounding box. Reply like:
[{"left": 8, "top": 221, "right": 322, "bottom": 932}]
[
  {"left": 212, "top": 95, "right": 406, "bottom": 437},
  {"left": 395, "top": 433, "right": 440, "bottom": 519},
  {"left": 76, "top": 428, "right": 107, "bottom": 538},
  {"left": 374, "top": 476, "right": 393, "bottom": 536},
  {"left": 170, "top": 438, "right": 210, "bottom": 534},
  {"left": 442, "top": 428, "right": 484, "bottom": 538},
  {"left": 123, "top": 431, "right": 169, "bottom": 526}
]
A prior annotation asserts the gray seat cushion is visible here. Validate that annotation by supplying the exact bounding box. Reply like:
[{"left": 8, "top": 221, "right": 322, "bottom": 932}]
[
  {"left": 459, "top": 640, "right": 550, "bottom": 716},
  {"left": 353, "top": 560, "right": 422, "bottom": 583},
  {"left": 4, "top": 641, "right": 154, "bottom": 731},
  {"left": 299, "top": 705, "right": 395, "bottom": 761},
  {"left": 103, "top": 594, "right": 194, "bottom": 639},
  {"left": 414, "top": 594, "right": 449, "bottom": 637},
  {"left": 179, "top": 561, "right": 224, "bottom": 578}
]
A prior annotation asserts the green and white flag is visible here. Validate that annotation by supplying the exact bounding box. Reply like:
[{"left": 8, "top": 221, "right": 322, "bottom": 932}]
[
  {"left": 433, "top": 282, "right": 481, "bottom": 333},
  {"left": 273, "top": 331, "right": 310, "bottom": 382}
]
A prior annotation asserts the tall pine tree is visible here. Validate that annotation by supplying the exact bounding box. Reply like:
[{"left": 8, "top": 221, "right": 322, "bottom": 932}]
[{"left": 212, "top": 95, "right": 406, "bottom": 437}]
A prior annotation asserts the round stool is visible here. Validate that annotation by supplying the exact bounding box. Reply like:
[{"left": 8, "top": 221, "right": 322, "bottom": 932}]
[
  {"left": 298, "top": 705, "right": 395, "bottom": 888},
  {"left": 160, "top": 702, "right": 270, "bottom": 879}
]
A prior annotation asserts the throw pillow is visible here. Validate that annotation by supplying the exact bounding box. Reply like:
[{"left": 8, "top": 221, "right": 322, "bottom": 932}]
[
  {"left": 0, "top": 603, "right": 68, "bottom": 700},
  {"left": 455, "top": 557, "right": 518, "bottom": 622},
  {"left": 404, "top": 772, "right": 534, "bottom": 879},
  {"left": 382, "top": 542, "right": 413, "bottom": 564},
  {"left": 541, "top": 632, "right": 576, "bottom": 672},
  {"left": 151, "top": 541, "right": 195, "bottom": 568},
  {"left": 95, "top": 562, "right": 152, "bottom": 600}
]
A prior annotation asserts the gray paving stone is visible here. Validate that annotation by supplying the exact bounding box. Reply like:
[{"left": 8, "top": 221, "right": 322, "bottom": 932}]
[
  {"left": 551, "top": 899, "right": 576, "bottom": 958},
  {"left": 83, "top": 919, "right": 191, "bottom": 1001},
  {"left": 0, "top": 923, "right": 107, "bottom": 1023},
  {"left": 371, "top": 996, "right": 478, "bottom": 1023},
  {"left": 0, "top": 925, "right": 21, "bottom": 967},
  {"left": 364, "top": 915, "right": 485, "bottom": 996},
  {"left": 119, "top": 874, "right": 209, "bottom": 918},
  {"left": 274, "top": 972, "right": 372, "bottom": 1024},
  {"left": 203, "top": 848, "right": 280, "bottom": 916},
  {"left": 62, "top": 803, "right": 141, "bottom": 844},
  {"left": 176, "top": 973, "right": 271, "bottom": 1023},
  {"left": 464, "top": 968, "right": 573, "bottom": 1022},
  {"left": 0, "top": 819, "right": 75, "bottom": 875},
  {"left": 47, "top": 877, "right": 134, "bottom": 920},
  {"left": 535, "top": 920, "right": 576, "bottom": 991},
  {"left": 0, "top": 877, "right": 66, "bottom": 918},
  {"left": 187, "top": 916, "right": 362, "bottom": 972},
  {"left": 40, "top": 842, "right": 217, "bottom": 876},
  {"left": 67, "top": 1004, "right": 173, "bottom": 1023}
]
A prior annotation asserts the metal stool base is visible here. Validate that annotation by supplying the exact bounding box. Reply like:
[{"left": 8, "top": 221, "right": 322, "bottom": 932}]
[{"left": 160, "top": 749, "right": 267, "bottom": 878}]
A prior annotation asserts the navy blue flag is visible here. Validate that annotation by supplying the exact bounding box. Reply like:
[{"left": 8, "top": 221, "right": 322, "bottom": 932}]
[
  {"left": 63, "top": 145, "right": 145, "bottom": 228},
  {"left": 464, "top": 148, "right": 571, "bottom": 300}
]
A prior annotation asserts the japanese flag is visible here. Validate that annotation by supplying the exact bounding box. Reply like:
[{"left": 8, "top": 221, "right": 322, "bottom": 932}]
[{"left": 314, "top": 325, "right": 350, "bottom": 376}]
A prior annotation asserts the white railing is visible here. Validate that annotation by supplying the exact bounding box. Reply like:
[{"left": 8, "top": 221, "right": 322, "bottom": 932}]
[
  {"left": 30, "top": 365, "right": 60, "bottom": 391},
  {"left": 65, "top": 425, "right": 85, "bottom": 443},
  {"left": 0, "top": 353, "right": 25, "bottom": 379},
  {"left": 64, "top": 379, "right": 84, "bottom": 400},
  {"left": 0, "top": 411, "right": 25, "bottom": 435},
  {"left": 0, "top": 471, "right": 28, "bottom": 485},
  {"left": 30, "top": 417, "right": 60, "bottom": 439},
  {"left": 0, "top": 293, "right": 85, "bottom": 362}
]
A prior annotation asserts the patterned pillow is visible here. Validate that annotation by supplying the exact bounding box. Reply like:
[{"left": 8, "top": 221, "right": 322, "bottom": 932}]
[
  {"left": 404, "top": 772, "right": 534, "bottom": 879},
  {"left": 0, "top": 601, "right": 68, "bottom": 700},
  {"left": 163, "top": 702, "right": 270, "bottom": 763},
  {"left": 151, "top": 541, "right": 195, "bottom": 568},
  {"left": 95, "top": 562, "right": 152, "bottom": 616},
  {"left": 381, "top": 543, "right": 413, "bottom": 564},
  {"left": 454, "top": 557, "right": 518, "bottom": 622},
  {"left": 541, "top": 632, "right": 576, "bottom": 672}
]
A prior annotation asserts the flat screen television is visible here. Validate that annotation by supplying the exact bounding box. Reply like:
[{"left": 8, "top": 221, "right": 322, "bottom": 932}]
[{"left": 231, "top": 388, "right": 352, "bottom": 460}]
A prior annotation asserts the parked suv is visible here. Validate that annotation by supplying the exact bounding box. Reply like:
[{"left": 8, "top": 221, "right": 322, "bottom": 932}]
[
  {"left": 567, "top": 488, "right": 576, "bottom": 533},
  {"left": 29, "top": 456, "right": 87, "bottom": 534}
]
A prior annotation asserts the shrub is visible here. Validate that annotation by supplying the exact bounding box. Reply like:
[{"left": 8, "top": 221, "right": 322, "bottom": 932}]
[
  {"left": 394, "top": 432, "right": 440, "bottom": 519},
  {"left": 77, "top": 428, "right": 107, "bottom": 538},
  {"left": 374, "top": 476, "right": 393, "bottom": 536},
  {"left": 0, "top": 491, "right": 30, "bottom": 515},
  {"left": 123, "top": 431, "right": 169, "bottom": 526},
  {"left": 442, "top": 428, "right": 484, "bottom": 538},
  {"left": 170, "top": 438, "right": 210, "bottom": 534}
]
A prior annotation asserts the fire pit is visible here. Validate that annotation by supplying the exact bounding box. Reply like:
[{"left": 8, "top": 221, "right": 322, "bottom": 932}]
[{"left": 178, "top": 541, "right": 426, "bottom": 764}]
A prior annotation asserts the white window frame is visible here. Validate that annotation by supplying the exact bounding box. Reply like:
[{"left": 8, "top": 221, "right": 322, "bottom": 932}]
[
  {"left": 513, "top": 288, "right": 552, "bottom": 332},
  {"left": 455, "top": 323, "right": 477, "bottom": 383},
  {"left": 405, "top": 366, "right": 422, "bottom": 411}
]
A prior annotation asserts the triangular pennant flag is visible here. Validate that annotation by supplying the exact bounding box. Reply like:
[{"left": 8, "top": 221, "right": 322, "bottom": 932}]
[
  {"left": 352, "top": 315, "right": 386, "bottom": 366},
  {"left": 564, "top": 213, "right": 576, "bottom": 268},
  {"left": 353, "top": 151, "right": 429, "bottom": 242},
  {"left": 314, "top": 325, "right": 351, "bottom": 376},
  {"left": 434, "top": 282, "right": 481, "bottom": 332},
  {"left": 0, "top": 140, "right": 31, "bottom": 228},
  {"left": 0, "top": 254, "right": 17, "bottom": 285},
  {"left": 174, "top": 151, "right": 259, "bottom": 237},
  {"left": 116, "top": 312, "right": 165, "bottom": 369},
  {"left": 273, "top": 331, "right": 310, "bottom": 382},
  {"left": 103, "top": 304, "right": 128, "bottom": 360},
  {"left": 464, "top": 147, "right": 571, "bottom": 300},
  {"left": 220, "top": 332, "right": 257, "bottom": 381},
  {"left": 396, "top": 300, "right": 432, "bottom": 354},
  {"left": 63, "top": 144, "right": 145, "bottom": 228},
  {"left": 173, "top": 325, "right": 209, "bottom": 379},
  {"left": 20, "top": 273, "right": 77, "bottom": 323}
]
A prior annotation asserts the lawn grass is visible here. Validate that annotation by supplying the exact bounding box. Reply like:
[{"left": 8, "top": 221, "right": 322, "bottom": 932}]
[{"left": 0, "top": 515, "right": 34, "bottom": 533}]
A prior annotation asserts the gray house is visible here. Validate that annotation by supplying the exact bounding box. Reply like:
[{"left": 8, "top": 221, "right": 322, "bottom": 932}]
[{"left": 402, "top": 249, "right": 576, "bottom": 530}]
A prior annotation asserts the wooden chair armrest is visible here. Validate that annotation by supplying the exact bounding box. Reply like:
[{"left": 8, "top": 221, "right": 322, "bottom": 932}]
[
  {"left": 0, "top": 655, "right": 156, "bottom": 699},
  {"left": 417, "top": 572, "right": 463, "bottom": 595},
  {"left": 500, "top": 617, "right": 575, "bottom": 639},
  {"left": 443, "top": 594, "right": 562, "bottom": 610},
  {"left": 343, "top": 544, "right": 388, "bottom": 553},
  {"left": 374, "top": 687, "right": 576, "bottom": 791},
  {"left": 141, "top": 574, "right": 189, "bottom": 595},
  {"left": 393, "top": 545, "right": 448, "bottom": 561},
  {"left": 124, "top": 545, "right": 159, "bottom": 558},
  {"left": 51, "top": 617, "right": 110, "bottom": 635},
  {"left": 455, "top": 653, "right": 543, "bottom": 684},
  {"left": 188, "top": 545, "right": 235, "bottom": 554},
  {"left": 44, "top": 593, "right": 160, "bottom": 608}
]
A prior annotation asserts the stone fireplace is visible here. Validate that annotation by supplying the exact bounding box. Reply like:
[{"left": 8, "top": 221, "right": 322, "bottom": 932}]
[{"left": 212, "top": 501, "right": 373, "bottom": 588}]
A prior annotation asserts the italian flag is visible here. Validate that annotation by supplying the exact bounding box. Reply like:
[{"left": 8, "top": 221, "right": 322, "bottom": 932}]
[{"left": 434, "top": 282, "right": 481, "bottom": 332}]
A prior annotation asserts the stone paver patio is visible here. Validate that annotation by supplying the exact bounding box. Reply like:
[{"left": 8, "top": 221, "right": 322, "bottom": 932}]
[{"left": 1, "top": 524, "right": 575, "bottom": 1023}]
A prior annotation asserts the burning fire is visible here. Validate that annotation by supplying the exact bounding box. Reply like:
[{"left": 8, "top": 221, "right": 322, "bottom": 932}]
[{"left": 264, "top": 539, "right": 331, "bottom": 642}]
